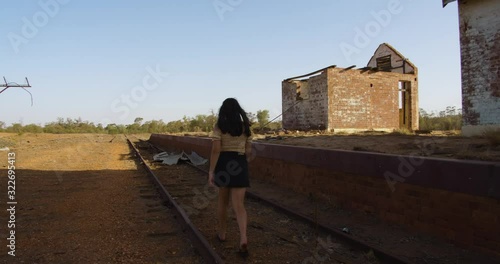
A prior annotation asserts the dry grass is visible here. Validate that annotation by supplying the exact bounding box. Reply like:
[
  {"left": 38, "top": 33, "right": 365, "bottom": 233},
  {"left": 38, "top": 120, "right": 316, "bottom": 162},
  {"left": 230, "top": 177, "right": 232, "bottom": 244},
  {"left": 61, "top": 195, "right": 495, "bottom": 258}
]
[
  {"left": 482, "top": 128, "right": 500, "bottom": 146},
  {"left": 166, "top": 132, "right": 210, "bottom": 137},
  {"left": 389, "top": 128, "right": 414, "bottom": 136},
  {"left": 0, "top": 138, "right": 16, "bottom": 148},
  {"left": 364, "top": 249, "right": 379, "bottom": 263}
]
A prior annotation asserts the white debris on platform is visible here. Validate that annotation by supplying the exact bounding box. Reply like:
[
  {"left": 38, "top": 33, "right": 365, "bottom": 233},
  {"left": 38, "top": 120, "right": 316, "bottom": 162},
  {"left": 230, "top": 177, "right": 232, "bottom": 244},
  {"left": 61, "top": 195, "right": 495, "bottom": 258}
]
[
  {"left": 153, "top": 151, "right": 207, "bottom": 166},
  {"left": 162, "top": 153, "right": 184, "bottom": 165},
  {"left": 186, "top": 151, "right": 208, "bottom": 166},
  {"left": 0, "top": 147, "right": 10, "bottom": 152},
  {"left": 153, "top": 152, "right": 170, "bottom": 161}
]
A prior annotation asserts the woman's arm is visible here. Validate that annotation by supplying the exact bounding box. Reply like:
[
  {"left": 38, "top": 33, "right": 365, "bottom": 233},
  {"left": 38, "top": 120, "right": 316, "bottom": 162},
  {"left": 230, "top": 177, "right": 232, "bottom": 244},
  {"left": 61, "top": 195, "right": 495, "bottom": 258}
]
[
  {"left": 245, "top": 138, "right": 253, "bottom": 162},
  {"left": 208, "top": 138, "right": 221, "bottom": 186}
]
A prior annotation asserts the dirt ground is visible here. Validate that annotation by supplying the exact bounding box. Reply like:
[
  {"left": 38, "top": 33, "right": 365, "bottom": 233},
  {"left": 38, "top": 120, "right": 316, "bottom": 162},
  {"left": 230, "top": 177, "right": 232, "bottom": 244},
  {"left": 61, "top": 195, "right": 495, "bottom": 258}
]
[
  {"left": 0, "top": 133, "right": 201, "bottom": 263},
  {"left": 0, "top": 132, "right": 498, "bottom": 264}
]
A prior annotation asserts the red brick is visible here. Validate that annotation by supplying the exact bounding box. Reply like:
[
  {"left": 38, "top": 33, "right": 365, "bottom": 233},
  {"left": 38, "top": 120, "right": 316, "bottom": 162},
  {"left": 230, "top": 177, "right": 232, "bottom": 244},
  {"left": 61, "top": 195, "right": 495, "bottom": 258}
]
[
  {"left": 455, "top": 231, "right": 474, "bottom": 247},
  {"left": 403, "top": 209, "right": 420, "bottom": 226},
  {"left": 473, "top": 235, "right": 500, "bottom": 256},
  {"left": 474, "top": 229, "right": 500, "bottom": 243},
  {"left": 412, "top": 220, "right": 432, "bottom": 234},
  {"left": 472, "top": 210, "right": 498, "bottom": 224},
  {"left": 440, "top": 212, "right": 472, "bottom": 230},
  {"left": 382, "top": 211, "right": 405, "bottom": 224},
  {"left": 435, "top": 226, "right": 456, "bottom": 241}
]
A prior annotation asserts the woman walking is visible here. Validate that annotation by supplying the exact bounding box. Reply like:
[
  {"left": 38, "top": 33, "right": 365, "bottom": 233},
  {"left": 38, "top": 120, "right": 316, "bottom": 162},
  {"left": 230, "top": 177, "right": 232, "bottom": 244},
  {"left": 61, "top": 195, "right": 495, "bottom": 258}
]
[{"left": 208, "top": 98, "right": 252, "bottom": 258}]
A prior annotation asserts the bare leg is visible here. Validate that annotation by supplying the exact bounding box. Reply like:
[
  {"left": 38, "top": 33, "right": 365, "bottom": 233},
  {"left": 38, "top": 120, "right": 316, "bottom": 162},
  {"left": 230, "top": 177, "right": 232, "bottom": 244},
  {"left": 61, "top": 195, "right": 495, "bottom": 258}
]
[
  {"left": 231, "top": 188, "right": 248, "bottom": 246},
  {"left": 217, "top": 187, "right": 230, "bottom": 239}
]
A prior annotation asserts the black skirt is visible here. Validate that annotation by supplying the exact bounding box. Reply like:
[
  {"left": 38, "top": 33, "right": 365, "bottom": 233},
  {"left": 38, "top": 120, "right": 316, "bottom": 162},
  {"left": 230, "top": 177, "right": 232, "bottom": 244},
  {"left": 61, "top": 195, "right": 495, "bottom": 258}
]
[{"left": 214, "top": 152, "right": 250, "bottom": 188}]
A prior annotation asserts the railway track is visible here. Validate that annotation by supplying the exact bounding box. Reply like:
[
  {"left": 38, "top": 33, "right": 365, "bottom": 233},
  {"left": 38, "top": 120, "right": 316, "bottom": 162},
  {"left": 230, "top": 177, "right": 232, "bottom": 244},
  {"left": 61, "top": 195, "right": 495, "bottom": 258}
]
[{"left": 127, "top": 136, "right": 410, "bottom": 264}]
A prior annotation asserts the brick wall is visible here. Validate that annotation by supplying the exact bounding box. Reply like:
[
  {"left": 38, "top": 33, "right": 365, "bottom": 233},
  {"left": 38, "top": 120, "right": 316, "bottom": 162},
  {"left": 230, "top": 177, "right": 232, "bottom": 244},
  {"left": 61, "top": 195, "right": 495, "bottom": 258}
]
[
  {"left": 282, "top": 66, "right": 419, "bottom": 132},
  {"left": 148, "top": 134, "right": 500, "bottom": 257},
  {"left": 326, "top": 67, "right": 418, "bottom": 131},
  {"left": 250, "top": 156, "right": 500, "bottom": 256},
  {"left": 249, "top": 143, "right": 500, "bottom": 258},
  {"left": 458, "top": 0, "right": 500, "bottom": 135},
  {"left": 282, "top": 71, "right": 329, "bottom": 130}
]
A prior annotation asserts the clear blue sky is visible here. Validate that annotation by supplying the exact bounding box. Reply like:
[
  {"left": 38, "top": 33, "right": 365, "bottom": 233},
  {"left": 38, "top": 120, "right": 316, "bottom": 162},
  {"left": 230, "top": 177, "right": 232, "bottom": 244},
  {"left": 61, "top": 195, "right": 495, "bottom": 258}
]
[{"left": 1, "top": 0, "right": 460, "bottom": 126}]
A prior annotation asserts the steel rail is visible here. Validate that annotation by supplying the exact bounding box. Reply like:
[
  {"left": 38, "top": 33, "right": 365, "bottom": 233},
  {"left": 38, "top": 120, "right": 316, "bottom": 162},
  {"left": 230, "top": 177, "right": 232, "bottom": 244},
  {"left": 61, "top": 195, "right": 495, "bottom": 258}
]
[
  {"left": 144, "top": 145, "right": 409, "bottom": 264},
  {"left": 184, "top": 163, "right": 409, "bottom": 263},
  {"left": 245, "top": 192, "right": 409, "bottom": 264},
  {"left": 143, "top": 138, "right": 410, "bottom": 263},
  {"left": 126, "top": 138, "right": 224, "bottom": 264},
  {"left": 186, "top": 162, "right": 409, "bottom": 263}
]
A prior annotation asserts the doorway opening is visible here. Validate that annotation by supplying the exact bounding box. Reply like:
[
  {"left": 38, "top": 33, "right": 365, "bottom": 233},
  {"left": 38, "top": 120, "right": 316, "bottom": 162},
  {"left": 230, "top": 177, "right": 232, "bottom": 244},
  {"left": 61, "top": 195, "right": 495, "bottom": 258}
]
[{"left": 398, "top": 81, "right": 411, "bottom": 130}]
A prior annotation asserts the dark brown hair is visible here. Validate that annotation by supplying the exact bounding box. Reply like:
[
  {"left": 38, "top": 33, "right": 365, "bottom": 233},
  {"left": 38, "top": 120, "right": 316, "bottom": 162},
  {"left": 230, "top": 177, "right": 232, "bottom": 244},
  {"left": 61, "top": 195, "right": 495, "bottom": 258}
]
[{"left": 217, "top": 98, "right": 251, "bottom": 137}]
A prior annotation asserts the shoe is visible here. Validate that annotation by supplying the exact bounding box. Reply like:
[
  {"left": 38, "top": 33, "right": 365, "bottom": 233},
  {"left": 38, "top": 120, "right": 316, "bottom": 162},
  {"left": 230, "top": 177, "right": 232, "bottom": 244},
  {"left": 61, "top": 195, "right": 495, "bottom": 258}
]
[
  {"left": 216, "top": 234, "right": 226, "bottom": 243},
  {"left": 238, "top": 243, "right": 249, "bottom": 258}
]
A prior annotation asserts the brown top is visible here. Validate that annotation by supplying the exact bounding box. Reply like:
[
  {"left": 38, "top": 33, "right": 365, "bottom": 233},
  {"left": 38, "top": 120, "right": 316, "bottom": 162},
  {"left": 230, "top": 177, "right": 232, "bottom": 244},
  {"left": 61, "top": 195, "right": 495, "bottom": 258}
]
[{"left": 210, "top": 125, "right": 251, "bottom": 153}]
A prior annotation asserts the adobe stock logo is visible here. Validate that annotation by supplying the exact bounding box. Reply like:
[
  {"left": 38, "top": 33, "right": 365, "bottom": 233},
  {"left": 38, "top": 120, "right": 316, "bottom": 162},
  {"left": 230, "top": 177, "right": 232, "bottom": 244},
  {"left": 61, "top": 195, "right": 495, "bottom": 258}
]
[
  {"left": 110, "top": 64, "right": 169, "bottom": 121},
  {"left": 339, "top": 0, "right": 409, "bottom": 63},
  {"left": 7, "top": 0, "right": 71, "bottom": 54},
  {"left": 212, "top": 0, "right": 244, "bottom": 21}
]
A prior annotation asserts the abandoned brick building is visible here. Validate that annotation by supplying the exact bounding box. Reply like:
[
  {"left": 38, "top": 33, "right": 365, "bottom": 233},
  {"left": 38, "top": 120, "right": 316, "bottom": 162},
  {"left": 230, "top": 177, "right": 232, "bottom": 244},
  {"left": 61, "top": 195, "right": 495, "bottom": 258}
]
[
  {"left": 282, "top": 43, "right": 418, "bottom": 132},
  {"left": 443, "top": 0, "right": 500, "bottom": 136}
]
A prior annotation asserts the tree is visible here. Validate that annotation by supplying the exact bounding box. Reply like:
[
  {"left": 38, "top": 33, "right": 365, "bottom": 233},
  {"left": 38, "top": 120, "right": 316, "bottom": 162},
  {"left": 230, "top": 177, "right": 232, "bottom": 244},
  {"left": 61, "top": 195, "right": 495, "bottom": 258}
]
[
  {"left": 256, "top": 110, "right": 270, "bottom": 128},
  {"left": 165, "top": 120, "right": 183, "bottom": 133},
  {"left": 246, "top": 112, "right": 256, "bottom": 125},
  {"left": 143, "top": 120, "right": 166, "bottom": 133},
  {"left": 134, "top": 117, "right": 143, "bottom": 125},
  {"left": 8, "top": 123, "right": 23, "bottom": 134},
  {"left": 418, "top": 106, "right": 461, "bottom": 131},
  {"left": 189, "top": 115, "right": 205, "bottom": 132},
  {"left": 127, "top": 117, "right": 144, "bottom": 133},
  {"left": 23, "top": 124, "right": 43, "bottom": 133},
  {"left": 206, "top": 110, "right": 217, "bottom": 131},
  {"left": 96, "top": 123, "right": 105, "bottom": 133}
]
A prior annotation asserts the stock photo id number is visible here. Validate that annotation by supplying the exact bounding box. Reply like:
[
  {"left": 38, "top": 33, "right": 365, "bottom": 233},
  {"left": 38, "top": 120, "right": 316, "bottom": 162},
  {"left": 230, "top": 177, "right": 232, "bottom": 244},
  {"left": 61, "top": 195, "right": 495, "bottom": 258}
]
[{"left": 7, "top": 152, "right": 16, "bottom": 256}]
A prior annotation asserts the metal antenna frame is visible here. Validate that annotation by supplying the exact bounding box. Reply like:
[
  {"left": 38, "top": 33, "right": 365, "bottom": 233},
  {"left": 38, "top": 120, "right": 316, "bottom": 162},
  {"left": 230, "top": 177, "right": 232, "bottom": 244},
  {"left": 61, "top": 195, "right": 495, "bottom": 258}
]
[
  {"left": 1, "top": 77, "right": 34, "bottom": 106},
  {"left": 0, "top": 77, "right": 31, "bottom": 94}
]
